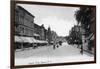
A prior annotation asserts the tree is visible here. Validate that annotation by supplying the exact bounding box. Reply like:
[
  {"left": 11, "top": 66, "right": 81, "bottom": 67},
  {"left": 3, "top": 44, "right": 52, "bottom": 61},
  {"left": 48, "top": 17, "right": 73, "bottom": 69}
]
[
  {"left": 75, "top": 7, "right": 93, "bottom": 34},
  {"left": 68, "top": 26, "right": 82, "bottom": 45},
  {"left": 75, "top": 6, "right": 95, "bottom": 53}
]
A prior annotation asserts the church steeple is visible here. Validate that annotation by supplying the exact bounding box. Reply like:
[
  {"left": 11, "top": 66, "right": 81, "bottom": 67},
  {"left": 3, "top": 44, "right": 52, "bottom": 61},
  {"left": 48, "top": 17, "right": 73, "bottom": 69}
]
[{"left": 47, "top": 26, "right": 51, "bottom": 44}]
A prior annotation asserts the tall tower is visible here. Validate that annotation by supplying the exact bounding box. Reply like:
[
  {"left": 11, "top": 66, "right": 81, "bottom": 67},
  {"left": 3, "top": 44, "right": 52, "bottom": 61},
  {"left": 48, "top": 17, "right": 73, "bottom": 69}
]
[
  {"left": 47, "top": 26, "right": 52, "bottom": 44},
  {"left": 41, "top": 24, "right": 45, "bottom": 40}
]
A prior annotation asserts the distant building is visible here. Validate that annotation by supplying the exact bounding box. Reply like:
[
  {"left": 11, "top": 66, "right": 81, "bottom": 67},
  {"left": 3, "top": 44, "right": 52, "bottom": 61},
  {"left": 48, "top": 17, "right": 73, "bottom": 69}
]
[
  {"left": 47, "top": 27, "right": 52, "bottom": 44},
  {"left": 51, "top": 31, "right": 58, "bottom": 44},
  {"left": 34, "top": 24, "right": 46, "bottom": 40},
  {"left": 51, "top": 31, "right": 58, "bottom": 41},
  {"left": 33, "top": 23, "right": 41, "bottom": 40},
  {"left": 40, "top": 24, "right": 46, "bottom": 40}
]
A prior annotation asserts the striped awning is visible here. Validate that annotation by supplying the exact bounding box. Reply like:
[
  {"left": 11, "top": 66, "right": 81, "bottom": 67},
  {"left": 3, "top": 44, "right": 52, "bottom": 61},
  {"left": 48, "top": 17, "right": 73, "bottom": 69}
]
[
  {"left": 15, "top": 36, "right": 23, "bottom": 42},
  {"left": 33, "top": 33, "right": 40, "bottom": 36},
  {"left": 20, "top": 37, "right": 31, "bottom": 43},
  {"left": 30, "top": 37, "right": 37, "bottom": 43},
  {"left": 35, "top": 40, "right": 48, "bottom": 43},
  {"left": 15, "top": 36, "right": 48, "bottom": 43},
  {"left": 87, "top": 33, "right": 94, "bottom": 40},
  {"left": 90, "top": 35, "right": 94, "bottom": 40}
]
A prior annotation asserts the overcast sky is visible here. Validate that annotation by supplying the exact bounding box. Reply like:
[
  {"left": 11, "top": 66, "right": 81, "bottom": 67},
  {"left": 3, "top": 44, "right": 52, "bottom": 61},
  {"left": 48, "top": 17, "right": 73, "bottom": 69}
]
[{"left": 18, "top": 4, "right": 79, "bottom": 37}]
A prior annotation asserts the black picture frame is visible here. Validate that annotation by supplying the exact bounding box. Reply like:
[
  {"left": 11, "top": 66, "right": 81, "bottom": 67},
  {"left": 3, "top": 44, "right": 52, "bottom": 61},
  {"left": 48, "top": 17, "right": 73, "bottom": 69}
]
[{"left": 10, "top": 0, "right": 96, "bottom": 69}]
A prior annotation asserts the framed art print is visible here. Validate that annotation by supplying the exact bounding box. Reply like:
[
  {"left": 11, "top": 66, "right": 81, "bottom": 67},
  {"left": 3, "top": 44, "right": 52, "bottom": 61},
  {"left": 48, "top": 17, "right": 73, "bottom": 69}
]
[{"left": 10, "top": 0, "right": 96, "bottom": 69}]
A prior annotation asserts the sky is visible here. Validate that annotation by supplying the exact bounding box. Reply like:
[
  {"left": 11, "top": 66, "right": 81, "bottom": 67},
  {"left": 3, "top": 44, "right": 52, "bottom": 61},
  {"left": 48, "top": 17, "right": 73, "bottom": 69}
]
[{"left": 18, "top": 4, "right": 79, "bottom": 37}]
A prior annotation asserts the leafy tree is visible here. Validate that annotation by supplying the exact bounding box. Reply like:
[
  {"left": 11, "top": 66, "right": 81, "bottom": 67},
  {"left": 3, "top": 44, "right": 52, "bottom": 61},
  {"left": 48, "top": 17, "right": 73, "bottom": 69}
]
[
  {"left": 75, "top": 6, "right": 95, "bottom": 51},
  {"left": 75, "top": 7, "right": 93, "bottom": 36}
]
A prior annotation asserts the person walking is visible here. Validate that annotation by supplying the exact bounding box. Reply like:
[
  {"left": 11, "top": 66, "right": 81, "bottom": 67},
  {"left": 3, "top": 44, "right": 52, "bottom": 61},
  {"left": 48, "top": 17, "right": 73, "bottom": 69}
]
[
  {"left": 53, "top": 44, "right": 56, "bottom": 49},
  {"left": 59, "top": 41, "right": 62, "bottom": 46},
  {"left": 53, "top": 40, "right": 56, "bottom": 49}
]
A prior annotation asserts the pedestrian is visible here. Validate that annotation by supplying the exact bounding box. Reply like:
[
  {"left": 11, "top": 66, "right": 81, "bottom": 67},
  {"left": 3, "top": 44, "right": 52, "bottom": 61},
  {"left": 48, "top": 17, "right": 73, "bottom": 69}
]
[
  {"left": 56, "top": 43, "right": 59, "bottom": 48},
  {"left": 80, "top": 45, "right": 83, "bottom": 55},
  {"left": 53, "top": 41, "right": 56, "bottom": 50},
  {"left": 59, "top": 41, "right": 62, "bottom": 46},
  {"left": 53, "top": 44, "right": 56, "bottom": 49}
]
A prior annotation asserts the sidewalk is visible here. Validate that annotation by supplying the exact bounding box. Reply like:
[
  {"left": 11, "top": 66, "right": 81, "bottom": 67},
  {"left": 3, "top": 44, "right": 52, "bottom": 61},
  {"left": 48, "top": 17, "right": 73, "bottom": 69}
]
[{"left": 71, "top": 44, "right": 94, "bottom": 55}]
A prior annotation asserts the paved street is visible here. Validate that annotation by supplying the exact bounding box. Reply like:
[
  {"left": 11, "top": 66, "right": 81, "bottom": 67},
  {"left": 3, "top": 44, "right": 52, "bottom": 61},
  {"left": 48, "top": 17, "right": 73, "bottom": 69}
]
[{"left": 15, "top": 42, "right": 94, "bottom": 65}]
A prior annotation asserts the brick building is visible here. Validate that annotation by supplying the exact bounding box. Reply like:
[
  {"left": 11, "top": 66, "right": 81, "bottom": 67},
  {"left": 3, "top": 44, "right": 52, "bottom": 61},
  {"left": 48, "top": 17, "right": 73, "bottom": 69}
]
[
  {"left": 15, "top": 6, "right": 35, "bottom": 37},
  {"left": 14, "top": 5, "right": 53, "bottom": 49}
]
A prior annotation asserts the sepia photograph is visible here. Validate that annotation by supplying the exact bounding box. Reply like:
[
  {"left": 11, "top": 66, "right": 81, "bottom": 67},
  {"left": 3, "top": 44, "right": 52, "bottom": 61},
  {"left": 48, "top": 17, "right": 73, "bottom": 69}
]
[{"left": 11, "top": 1, "right": 96, "bottom": 68}]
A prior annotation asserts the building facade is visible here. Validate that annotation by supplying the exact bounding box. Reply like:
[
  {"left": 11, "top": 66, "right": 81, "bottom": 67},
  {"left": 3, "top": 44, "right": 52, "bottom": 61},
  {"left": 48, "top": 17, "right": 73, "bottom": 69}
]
[
  {"left": 15, "top": 6, "right": 35, "bottom": 37},
  {"left": 15, "top": 5, "right": 48, "bottom": 40},
  {"left": 34, "top": 24, "right": 47, "bottom": 40},
  {"left": 15, "top": 5, "right": 56, "bottom": 49}
]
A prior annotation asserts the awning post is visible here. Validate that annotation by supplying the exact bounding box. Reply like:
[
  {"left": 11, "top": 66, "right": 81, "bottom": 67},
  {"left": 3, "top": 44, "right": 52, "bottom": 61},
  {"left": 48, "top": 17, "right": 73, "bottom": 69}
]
[{"left": 21, "top": 43, "right": 24, "bottom": 51}]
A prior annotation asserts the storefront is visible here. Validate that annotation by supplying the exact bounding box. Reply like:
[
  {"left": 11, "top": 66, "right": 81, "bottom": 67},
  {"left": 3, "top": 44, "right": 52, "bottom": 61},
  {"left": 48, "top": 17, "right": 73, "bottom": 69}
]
[{"left": 15, "top": 36, "right": 48, "bottom": 50}]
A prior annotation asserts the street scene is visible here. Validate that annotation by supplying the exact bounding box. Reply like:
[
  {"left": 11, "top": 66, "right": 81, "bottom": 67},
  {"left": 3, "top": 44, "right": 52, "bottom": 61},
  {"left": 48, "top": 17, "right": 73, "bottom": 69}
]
[{"left": 14, "top": 4, "right": 95, "bottom": 65}]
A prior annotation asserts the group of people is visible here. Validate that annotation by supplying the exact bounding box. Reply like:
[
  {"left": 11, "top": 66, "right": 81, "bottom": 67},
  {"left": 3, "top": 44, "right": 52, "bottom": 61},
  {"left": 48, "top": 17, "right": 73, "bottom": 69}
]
[{"left": 53, "top": 41, "right": 62, "bottom": 49}]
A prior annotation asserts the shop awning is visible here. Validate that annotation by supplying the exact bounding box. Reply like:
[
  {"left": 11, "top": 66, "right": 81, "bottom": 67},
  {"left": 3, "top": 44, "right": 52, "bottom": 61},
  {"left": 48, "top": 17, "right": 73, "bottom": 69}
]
[
  {"left": 90, "top": 35, "right": 94, "bottom": 40},
  {"left": 20, "top": 37, "right": 33, "bottom": 43},
  {"left": 35, "top": 40, "right": 48, "bottom": 43},
  {"left": 42, "top": 41, "right": 48, "bottom": 43},
  {"left": 15, "top": 36, "right": 23, "bottom": 42},
  {"left": 20, "top": 36, "right": 40, "bottom": 43},
  {"left": 15, "top": 36, "right": 48, "bottom": 43},
  {"left": 87, "top": 33, "right": 94, "bottom": 40},
  {"left": 33, "top": 33, "right": 40, "bottom": 36},
  {"left": 31, "top": 37, "right": 38, "bottom": 43}
]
